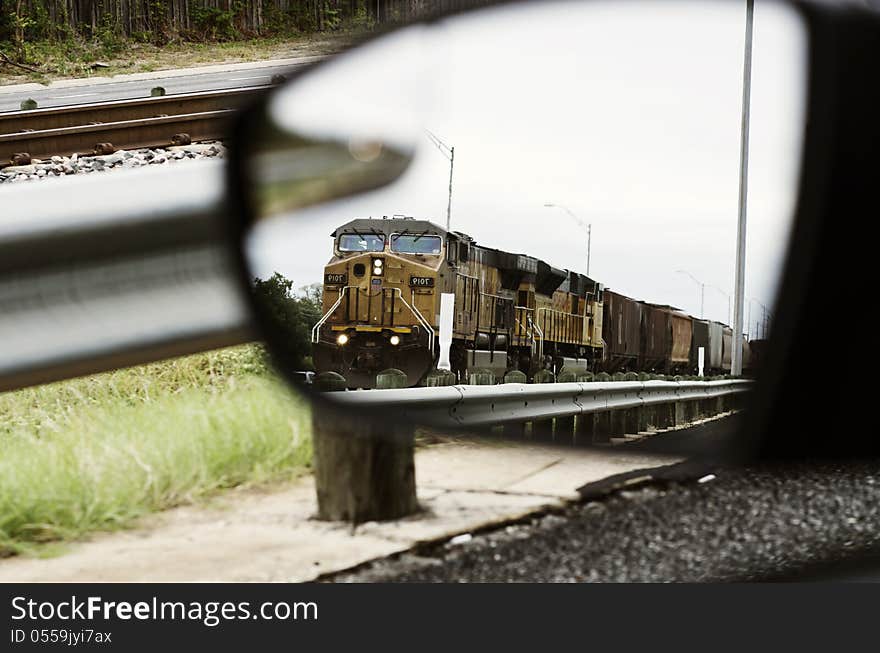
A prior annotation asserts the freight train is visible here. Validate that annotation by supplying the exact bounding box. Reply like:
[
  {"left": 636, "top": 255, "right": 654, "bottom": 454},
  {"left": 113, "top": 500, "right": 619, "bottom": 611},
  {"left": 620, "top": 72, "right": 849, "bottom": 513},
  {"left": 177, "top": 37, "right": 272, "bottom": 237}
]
[{"left": 311, "top": 216, "right": 758, "bottom": 388}]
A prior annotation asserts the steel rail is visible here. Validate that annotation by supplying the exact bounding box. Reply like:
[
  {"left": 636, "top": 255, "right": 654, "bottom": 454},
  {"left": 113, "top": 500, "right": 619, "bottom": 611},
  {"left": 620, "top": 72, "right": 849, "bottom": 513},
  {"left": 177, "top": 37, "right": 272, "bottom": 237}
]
[
  {"left": 0, "top": 85, "right": 269, "bottom": 165},
  {"left": 330, "top": 379, "right": 752, "bottom": 429},
  {"left": 0, "top": 110, "right": 235, "bottom": 164}
]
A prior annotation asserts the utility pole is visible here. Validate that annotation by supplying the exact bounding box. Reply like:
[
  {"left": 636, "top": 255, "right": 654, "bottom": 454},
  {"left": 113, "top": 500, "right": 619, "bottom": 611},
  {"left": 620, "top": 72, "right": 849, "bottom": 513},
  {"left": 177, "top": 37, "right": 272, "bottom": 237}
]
[
  {"left": 748, "top": 296, "right": 763, "bottom": 340},
  {"left": 426, "top": 130, "right": 455, "bottom": 232},
  {"left": 586, "top": 223, "right": 591, "bottom": 276},
  {"left": 747, "top": 297, "right": 752, "bottom": 339},
  {"left": 732, "top": 0, "right": 754, "bottom": 375},
  {"left": 676, "top": 270, "right": 706, "bottom": 319},
  {"left": 544, "top": 203, "right": 592, "bottom": 276},
  {"left": 446, "top": 146, "right": 454, "bottom": 233},
  {"left": 711, "top": 285, "right": 731, "bottom": 326}
]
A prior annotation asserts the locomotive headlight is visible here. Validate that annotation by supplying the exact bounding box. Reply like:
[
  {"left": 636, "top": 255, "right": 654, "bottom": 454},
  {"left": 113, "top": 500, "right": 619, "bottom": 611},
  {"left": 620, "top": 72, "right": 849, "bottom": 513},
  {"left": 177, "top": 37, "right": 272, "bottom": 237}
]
[
  {"left": 372, "top": 258, "right": 383, "bottom": 276},
  {"left": 389, "top": 335, "right": 400, "bottom": 346},
  {"left": 336, "top": 334, "right": 349, "bottom": 345}
]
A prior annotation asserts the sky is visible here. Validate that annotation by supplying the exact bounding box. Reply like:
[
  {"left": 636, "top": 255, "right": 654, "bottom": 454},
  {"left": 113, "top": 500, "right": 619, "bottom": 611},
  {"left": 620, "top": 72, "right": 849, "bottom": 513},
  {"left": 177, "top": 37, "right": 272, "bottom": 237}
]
[{"left": 247, "top": 0, "right": 806, "bottom": 336}]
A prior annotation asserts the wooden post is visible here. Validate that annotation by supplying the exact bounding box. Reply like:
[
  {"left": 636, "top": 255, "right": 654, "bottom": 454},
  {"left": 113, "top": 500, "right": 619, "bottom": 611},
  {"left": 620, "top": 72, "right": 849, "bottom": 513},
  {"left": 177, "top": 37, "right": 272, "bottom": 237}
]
[
  {"left": 574, "top": 413, "right": 595, "bottom": 446},
  {"left": 625, "top": 407, "right": 641, "bottom": 435},
  {"left": 501, "top": 373, "right": 527, "bottom": 438},
  {"left": 503, "top": 420, "right": 526, "bottom": 439},
  {"left": 311, "top": 371, "right": 417, "bottom": 523},
  {"left": 555, "top": 414, "right": 575, "bottom": 444},
  {"left": 532, "top": 418, "right": 554, "bottom": 442},
  {"left": 311, "top": 409, "right": 418, "bottom": 523},
  {"left": 594, "top": 411, "right": 612, "bottom": 443}
]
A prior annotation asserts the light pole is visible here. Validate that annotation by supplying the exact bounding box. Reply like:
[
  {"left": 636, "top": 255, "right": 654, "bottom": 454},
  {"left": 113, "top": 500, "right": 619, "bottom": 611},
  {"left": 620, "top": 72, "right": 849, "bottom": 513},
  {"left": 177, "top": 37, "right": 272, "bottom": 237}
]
[
  {"left": 544, "top": 203, "right": 591, "bottom": 276},
  {"left": 710, "top": 285, "right": 731, "bottom": 327},
  {"left": 732, "top": 0, "right": 755, "bottom": 375},
  {"left": 750, "top": 297, "right": 768, "bottom": 338},
  {"left": 675, "top": 270, "right": 706, "bottom": 319},
  {"left": 425, "top": 130, "right": 454, "bottom": 232}
]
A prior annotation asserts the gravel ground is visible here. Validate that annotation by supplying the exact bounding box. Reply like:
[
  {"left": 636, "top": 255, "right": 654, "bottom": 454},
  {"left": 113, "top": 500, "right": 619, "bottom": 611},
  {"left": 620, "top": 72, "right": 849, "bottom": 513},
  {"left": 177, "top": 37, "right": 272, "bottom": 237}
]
[
  {"left": 329, "top": 460, "right": 880, "bottom": 582},
  {"left": 0, "top": 142, "right": 225, "bottom": 184}
]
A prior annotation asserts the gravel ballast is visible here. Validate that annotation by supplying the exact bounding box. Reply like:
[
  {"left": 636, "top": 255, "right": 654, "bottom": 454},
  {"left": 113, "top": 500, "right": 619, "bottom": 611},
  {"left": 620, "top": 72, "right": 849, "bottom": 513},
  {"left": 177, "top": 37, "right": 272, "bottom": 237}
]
[
  {"left": 330, "top": 461, "right": 880, "bottom": 582},
  {"left": 0, "top": 142, "right": 226, "bottom": 184}
]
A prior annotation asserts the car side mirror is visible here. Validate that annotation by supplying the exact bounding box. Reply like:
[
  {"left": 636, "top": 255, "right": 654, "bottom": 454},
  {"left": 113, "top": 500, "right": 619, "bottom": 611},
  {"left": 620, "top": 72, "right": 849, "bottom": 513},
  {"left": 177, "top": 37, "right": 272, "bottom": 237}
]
[{"left": 224, "top": 0, "right": 880, "bottom": 461}]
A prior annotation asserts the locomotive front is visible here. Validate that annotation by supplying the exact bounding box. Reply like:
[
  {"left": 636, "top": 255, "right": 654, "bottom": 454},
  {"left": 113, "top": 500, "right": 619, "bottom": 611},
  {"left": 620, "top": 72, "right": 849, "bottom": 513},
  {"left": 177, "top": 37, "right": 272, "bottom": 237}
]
[{"left": 312, "top": 217, "right": 446, "bottom": 388}]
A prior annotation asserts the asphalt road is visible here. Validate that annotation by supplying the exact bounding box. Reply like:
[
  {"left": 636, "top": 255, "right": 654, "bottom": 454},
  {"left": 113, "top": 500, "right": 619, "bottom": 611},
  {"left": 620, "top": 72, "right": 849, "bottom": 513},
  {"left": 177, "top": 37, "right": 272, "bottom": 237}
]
[
  {"left": 0, "top": 60, "right": 314, "bottom": 113},
  {"left": 329, "top": 420, "right": 880, "bottom": 582}
]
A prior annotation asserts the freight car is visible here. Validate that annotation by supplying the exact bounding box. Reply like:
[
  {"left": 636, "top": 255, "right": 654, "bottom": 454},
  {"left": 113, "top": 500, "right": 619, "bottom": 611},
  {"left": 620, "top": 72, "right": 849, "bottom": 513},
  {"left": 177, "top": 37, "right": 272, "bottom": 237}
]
[
  {"left": 312, "top": 217, "right": 605, "bottom": 388},
  {"left": 600, "top": 290, "right": 641, "bottom": 373},
  {"left": 635, "top": 303, "right": 692, "bottom": 375}
]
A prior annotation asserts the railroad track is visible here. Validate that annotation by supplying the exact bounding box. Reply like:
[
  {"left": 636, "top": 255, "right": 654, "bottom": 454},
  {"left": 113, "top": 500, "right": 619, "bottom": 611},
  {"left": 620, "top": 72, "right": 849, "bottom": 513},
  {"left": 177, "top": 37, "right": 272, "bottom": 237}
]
[{"left": 0, "top": 85, "right": 269, "bottom": 166}]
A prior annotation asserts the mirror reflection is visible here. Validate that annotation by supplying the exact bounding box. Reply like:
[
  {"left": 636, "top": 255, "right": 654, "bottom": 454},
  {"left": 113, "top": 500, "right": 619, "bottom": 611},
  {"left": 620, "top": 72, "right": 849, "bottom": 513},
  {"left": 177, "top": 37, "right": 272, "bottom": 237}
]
[{"left": 244, "top": 0, "right": 805, "bottom": 390}]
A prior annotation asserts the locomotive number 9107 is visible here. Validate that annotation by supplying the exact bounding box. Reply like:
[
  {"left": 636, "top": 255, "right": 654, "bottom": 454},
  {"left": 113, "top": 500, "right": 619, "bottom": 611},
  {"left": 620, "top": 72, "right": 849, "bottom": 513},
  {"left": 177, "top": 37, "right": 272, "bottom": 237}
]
[{"left": 409, "top": 276, "right": 434, "bottom": 287}]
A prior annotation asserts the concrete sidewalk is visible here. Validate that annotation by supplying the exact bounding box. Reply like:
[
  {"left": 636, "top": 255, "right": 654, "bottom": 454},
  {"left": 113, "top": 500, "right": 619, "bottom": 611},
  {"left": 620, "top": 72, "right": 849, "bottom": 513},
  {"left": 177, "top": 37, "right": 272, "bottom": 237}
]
[{"left": 0, "top": 440, "right": 680, "bottom": 582}]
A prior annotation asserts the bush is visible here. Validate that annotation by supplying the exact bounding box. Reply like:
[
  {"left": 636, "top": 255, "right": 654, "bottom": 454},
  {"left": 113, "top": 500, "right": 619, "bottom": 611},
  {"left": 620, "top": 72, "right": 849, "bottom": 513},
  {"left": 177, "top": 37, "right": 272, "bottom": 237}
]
[
  {"left": 192, "top": 4, "right": 240, "bottom": 41},
  {"left": 252, "top": 274, "right": 322, "bottom": 370},
  {"left": 93, "top": 14, "right": 125, "bottom": 58}
]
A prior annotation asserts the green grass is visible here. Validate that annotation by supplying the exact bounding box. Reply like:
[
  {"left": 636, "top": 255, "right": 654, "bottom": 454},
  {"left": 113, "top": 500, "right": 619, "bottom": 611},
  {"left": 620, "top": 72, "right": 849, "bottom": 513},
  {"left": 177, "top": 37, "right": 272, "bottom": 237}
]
[
  {"left": 0, "top": 345, "right": 312, "bottom": 557},
  {"left": 0, "top": 33, "right": 359, "bottom": 86}
]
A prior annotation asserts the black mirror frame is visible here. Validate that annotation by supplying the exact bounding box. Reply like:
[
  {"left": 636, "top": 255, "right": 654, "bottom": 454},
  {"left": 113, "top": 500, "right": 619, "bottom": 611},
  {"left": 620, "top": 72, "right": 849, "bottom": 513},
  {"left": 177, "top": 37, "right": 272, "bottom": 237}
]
[{"left": 223, "top": 0, "right": 880, "bottom": 460}]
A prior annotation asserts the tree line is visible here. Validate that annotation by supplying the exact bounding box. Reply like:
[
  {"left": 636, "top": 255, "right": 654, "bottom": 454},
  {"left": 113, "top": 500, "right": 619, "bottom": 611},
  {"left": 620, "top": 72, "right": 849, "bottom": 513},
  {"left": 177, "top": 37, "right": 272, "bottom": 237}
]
[{"left": 0, "top": 0, "right": 497, "bottom": 47}]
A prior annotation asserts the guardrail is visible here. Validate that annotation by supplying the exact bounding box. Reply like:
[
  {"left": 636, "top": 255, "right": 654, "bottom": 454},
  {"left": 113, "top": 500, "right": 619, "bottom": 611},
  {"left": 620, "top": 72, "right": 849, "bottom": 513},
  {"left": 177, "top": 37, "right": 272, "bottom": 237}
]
[
  {"left": 0, "top": 159, "right": 252, "bottom": 392},
  {"left": 312, "top": 378, "right": 751, "bottom": 519},
  {"left": 332, "top": 379, "right": 751, "bottom": 442}
]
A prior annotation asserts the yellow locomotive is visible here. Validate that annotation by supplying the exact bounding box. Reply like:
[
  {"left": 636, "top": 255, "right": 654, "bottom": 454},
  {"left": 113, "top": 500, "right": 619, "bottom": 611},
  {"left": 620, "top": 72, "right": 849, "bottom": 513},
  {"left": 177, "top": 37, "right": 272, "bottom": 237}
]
[{"left": 312, "top": 216, "right": 604, "bottom": 388}]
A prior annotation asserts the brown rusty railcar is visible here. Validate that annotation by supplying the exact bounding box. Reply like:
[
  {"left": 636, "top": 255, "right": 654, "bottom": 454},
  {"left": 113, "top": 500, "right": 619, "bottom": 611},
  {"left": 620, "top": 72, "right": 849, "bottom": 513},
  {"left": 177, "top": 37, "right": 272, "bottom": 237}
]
[
  {"left": 669, "top": 309, "right": 693, "bottom": 372},
  {"left": 638, "top": 303, "right": 692, "bottom": 374},
  {"left": 639, "top": 303, "right": 668, "bottom": 372},
  {"left": 601, "top": 290, "right": 642, "bottom": 372}
]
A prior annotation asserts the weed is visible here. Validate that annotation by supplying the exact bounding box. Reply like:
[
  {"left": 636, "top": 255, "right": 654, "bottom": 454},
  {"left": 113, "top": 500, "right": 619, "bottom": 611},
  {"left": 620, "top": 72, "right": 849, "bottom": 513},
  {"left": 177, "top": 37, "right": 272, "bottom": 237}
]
[{"left": 0, "top": 345, "right": 312, "bottom": 556}]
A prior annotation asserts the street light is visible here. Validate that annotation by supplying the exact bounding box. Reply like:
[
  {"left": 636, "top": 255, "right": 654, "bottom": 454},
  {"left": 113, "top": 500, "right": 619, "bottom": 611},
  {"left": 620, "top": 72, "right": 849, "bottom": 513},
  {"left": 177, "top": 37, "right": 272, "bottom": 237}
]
[
  {"left": 710, "top": 285, "right": 731, "bottom": 326},
  {"left": 749, "top": 297, "right": 769, "bottom": 339},
  {"left": 675, "top": 270, "right": 706, "bottom": 319},
  {"left": 544, "top": 203, "right": 591, "bottom": 276},
  {"left": 425, "top": 129, "right": 454, "bottom": 232},
  {"left": 732, "top": 0, "right": 755, "bottom": 375}
]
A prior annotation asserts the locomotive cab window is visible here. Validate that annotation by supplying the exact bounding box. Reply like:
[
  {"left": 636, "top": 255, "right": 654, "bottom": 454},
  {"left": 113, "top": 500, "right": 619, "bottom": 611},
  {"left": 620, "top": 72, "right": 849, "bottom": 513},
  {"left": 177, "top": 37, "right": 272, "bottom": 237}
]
[
  {"left": 338, "top": 233, "right": 385, "bottom": 252},
  {"left": 391, "top": 234, "right": 442, "bottom": 255}
]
